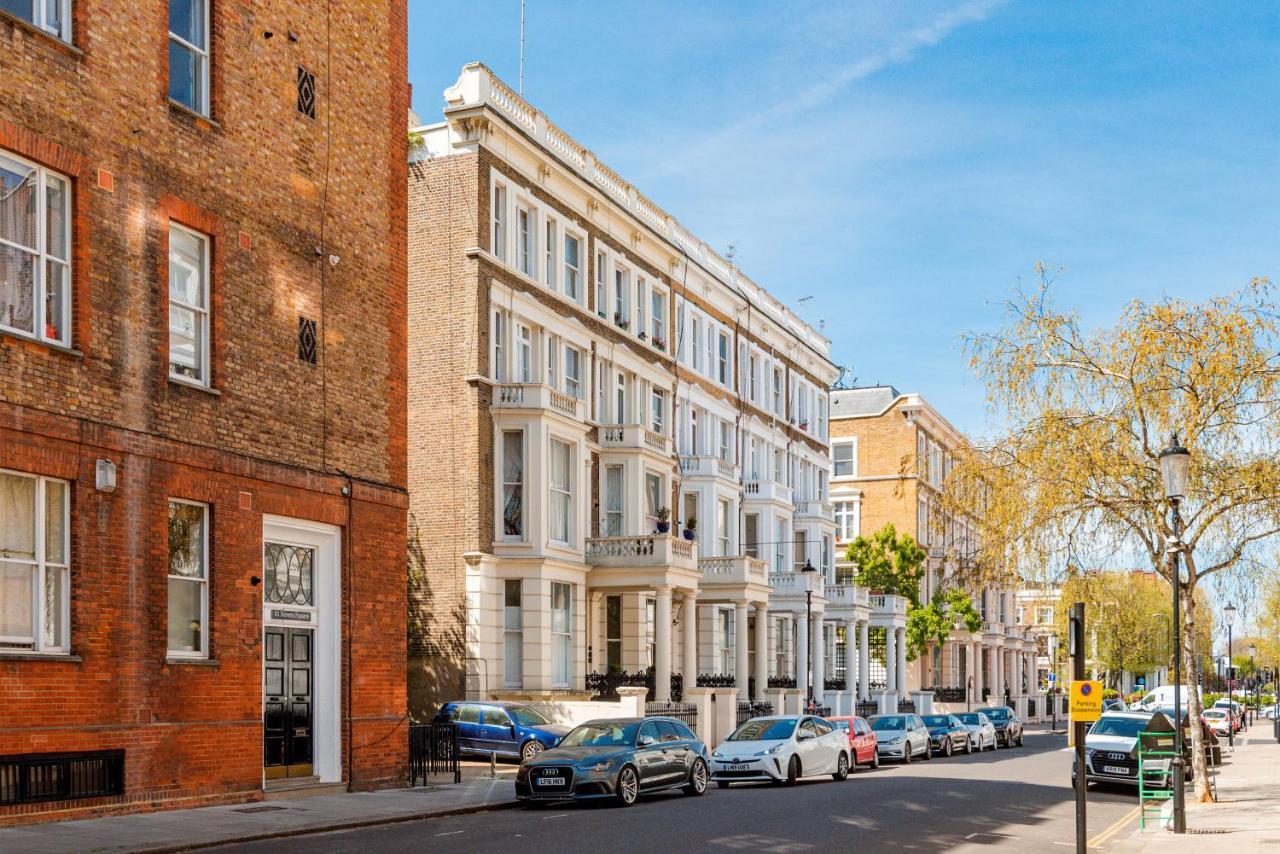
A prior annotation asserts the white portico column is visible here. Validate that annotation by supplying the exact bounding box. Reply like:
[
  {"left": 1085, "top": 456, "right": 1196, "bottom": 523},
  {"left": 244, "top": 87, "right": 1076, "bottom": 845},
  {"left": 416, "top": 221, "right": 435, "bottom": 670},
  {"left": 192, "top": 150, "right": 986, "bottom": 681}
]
[
  {"left": 681, "top": 593, "right": 697, "bottom": 683},
  {"left": 797, "top": 614, "right": 810, "bottom": 700},
  {"left": 590, "top": 591, "right": 604, "bottom": 673},
  {"left": 846, "top": 618, "right": 859, "bottom": 698},
  {"left": 858, "top": 621, "right": 870, "bottom": 702},
  {"left": 973, "top": 640, "right": 984, "bottom": 702},
  {"left": 964, "top": 641, "right": 975, "bottom": 702},
  {"left": 884, "top": 627, "right": 898, "bottom": 698},
  {"left": 895, "top": 627, "right": 908, "bottom": 694},
  {"left": 753, "top": 603, "right": 769, "bottom": 701},
  {"left": 735, "top": 602, "right": 750, "bottom": 697},
  {"left": 811, "top": 617, "right": 824, "bottom": 704},
  {"left": 654, "top": 587, "right": 672, "bottom": 703}
]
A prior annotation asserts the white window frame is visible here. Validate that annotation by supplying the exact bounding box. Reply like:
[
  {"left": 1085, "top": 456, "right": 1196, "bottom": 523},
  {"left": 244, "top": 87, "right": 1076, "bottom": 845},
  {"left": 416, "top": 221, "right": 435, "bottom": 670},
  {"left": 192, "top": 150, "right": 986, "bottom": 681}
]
[
  {"left": 6, "top": 0, "right": 72, "bottom": 40},
  {"left": 718, "top": 421, "right": 731, "bottom": 463},
  {"left": 691, "top": 316, "right": 703, "bottom": 372},
  {"left": 717, "top": 498, "right": 730, "bottom": 557},
  {"left": 492, "top": 309, "right": 506, "bottom": 382},
  {"left": 832, "top": 439, "right": 856, "bottom": 479},
  {"left": 563, "top": 229, "right": 582, "bottom": 304},
  {"left": 544, "top": 332, "right": 559, "bottom": 389},
  {"left": 543, "top": 216, "right": 557, "bottom": 289},
  {"left": 613, "top": 263, "right": 630, "bottom": 327},
  {"left": 503, "top": 579, "right": 523, "bottom": 688},
  {"left": 515, "top": 323, "right": 532, "bottom": 383},
  {"left": 772, "top": 367, "right": 783, "bottom": 415},
  {"left": 645, "top": 471, "right": 662, "bottom": 532},
  {"left": 649, "top": 286, "right": 666, "bottom": 348},
  {"left": 635, "top": 277, "right": 647, "bottom": 342},
  {"left": 515, "top": 202, "right": 535, "bottom": 278},
  {"left": 166, "top": 498, "right": 209, "bottom": 659},
  {"left": 719, "top": 608, "right": 733, "bottom": 674},
  {"left": 548, "top": 438, "right": 574, "bottom": 545},
  {"left": 717, "top": 331, "right": 730, "bottom": 385},
  {"left": 167, "top": 222, "right": 211, "bottom": 387},
  {"left": 550, "top": 582, "right": 573, "bottom": 688},
  {"left": 168, "top": 0, "right": 210, "bottom": 116},
  {"left": 594, "top": 249, "right": 608, "bottom": 317},
  {"left": 491, "top": 181, "right": 507, "bottom": 261},
  {"left": 603, "top": 465, "right": 624, "bottom": 536},
  {"left": 0, "top": 149, "right": 72, "bottom": 347},
  {"left": 564, "top": 345, "right": 581, "bottom": 399},
  {"left": 499, "top": 429, "right": 525, "bottom": 540},
  {"left": 650, "top": 386, "right": 665, "bottom": 434},
  {"left": 834, "top": 499, "right": 860, "bottom": 542},
  {"left": 0, "top": 470, "right": 70, "bottom": 654}
]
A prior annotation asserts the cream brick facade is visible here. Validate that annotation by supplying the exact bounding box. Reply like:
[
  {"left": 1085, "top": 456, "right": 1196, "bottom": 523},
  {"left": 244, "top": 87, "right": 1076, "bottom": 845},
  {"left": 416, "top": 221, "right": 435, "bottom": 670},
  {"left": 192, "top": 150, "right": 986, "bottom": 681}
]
[{"left": 407, "top": 64, "right": 862, "bottom": 718}]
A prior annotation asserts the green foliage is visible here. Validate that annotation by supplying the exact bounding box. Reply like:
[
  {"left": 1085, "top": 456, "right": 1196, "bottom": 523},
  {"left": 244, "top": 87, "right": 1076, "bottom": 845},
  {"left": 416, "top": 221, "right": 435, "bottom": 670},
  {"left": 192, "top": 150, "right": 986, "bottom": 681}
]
[
  {"left": 407, "top": 129, "right": 425, "bottom": 150},
  {"left": 904, "top": 588, "right": 983, "bottom": 661},
  {"left": 845, "top": 524, "right": 926, "bottom": 605}
]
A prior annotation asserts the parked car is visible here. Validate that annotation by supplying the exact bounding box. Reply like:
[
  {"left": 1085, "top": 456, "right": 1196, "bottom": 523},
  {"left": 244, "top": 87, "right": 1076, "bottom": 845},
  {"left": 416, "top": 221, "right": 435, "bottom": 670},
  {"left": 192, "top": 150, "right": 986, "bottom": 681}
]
[
  {"left": 955, "top": 712, "right": 998, "bottom": 751},
  {"left": 433, "top": 701, "right": 571, "bottom": 761},
  {"left": 1072, "top": 710, "right": 1188, "bottom": 789},
  {"left": 825, "top": 715, "right": 879, "bottom": 769},
  {"left": 1212, "top": 699, "right": 1244, "bottom": 731},
  {"left": 920, "top": 714, "right": 973, "bottom": 757},
  {"left": 515, "top": 717, "right": 709, "bottom": 806},
  {"left": 1201, "top": 708, "right": 1233, "bottom": 738},
  {"left": 867, "top": 714, "right": 932, "bottom": 762},
  {"left": 711, "top": 715, "right": 851, "bottom": 787},
  {"left": 975, "top": 706, "right": 1024, "bottom": 747},
  {"left": 1102, "top": 698, "right": 1127, "bottom": 712}
]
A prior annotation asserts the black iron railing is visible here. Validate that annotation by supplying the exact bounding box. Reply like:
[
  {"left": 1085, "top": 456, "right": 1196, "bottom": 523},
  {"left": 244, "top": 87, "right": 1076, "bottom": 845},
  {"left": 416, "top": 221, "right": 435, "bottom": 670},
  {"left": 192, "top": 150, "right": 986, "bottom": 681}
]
[
  {"left": 898, "top": 699, "right": 916, "bottom": 713},
  {"left": 736, "top": 701, "right": 775, "bottom": 726},
  {"left": 856, "top": 701, "right": 879, "bottom": 719},
  {"left": 824, "top": 678, "right": 847, "bottom": 691},
  {"left": 645, "top": 701, "right": 698, "bottom": 729},
  {"left": 767, "top": 676, "right": 797, "bottom": 689},
  {"left": 696, "top": 673, "right": 735, "bottom": 688},
  {"left": 409, "top": 723, "right": 460, "bottom": 785},
  {"left": 0, "top": 750, "right": 124, "bottom": 806},
  {"left": 929, "top": 687, "right": 966, "bottom": 703},
  {"left": 585, "top": 670, "right": 683, "bottom": 702}
]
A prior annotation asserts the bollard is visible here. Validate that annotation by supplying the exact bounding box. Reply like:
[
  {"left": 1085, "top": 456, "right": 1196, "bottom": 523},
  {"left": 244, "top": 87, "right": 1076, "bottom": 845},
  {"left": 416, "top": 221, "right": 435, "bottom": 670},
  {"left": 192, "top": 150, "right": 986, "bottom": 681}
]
[{"left": 490, "top": 751, "right": 497, "bottom": 778}]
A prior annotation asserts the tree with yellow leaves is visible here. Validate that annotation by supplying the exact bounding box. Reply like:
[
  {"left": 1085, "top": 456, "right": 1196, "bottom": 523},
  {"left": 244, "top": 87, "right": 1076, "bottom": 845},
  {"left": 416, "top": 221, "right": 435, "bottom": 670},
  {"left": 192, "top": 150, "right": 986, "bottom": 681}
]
[{"left": 939, "top": 273, "right": 1280, "bottom": 802}]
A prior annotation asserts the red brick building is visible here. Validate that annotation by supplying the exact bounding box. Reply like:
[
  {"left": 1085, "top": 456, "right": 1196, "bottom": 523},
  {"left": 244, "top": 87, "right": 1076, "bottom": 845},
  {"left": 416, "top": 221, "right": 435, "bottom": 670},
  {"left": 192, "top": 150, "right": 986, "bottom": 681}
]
[{"left": 0, "top": 0, "right": 408, "bottom": 824}]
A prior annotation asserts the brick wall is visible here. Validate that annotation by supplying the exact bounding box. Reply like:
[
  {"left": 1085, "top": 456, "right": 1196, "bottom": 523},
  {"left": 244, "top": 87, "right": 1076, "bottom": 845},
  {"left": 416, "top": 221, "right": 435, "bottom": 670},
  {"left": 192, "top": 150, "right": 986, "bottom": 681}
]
[
  {"left": 830, "top": 401, "right": 919, "bottom": 540},
  {"left": 0, "top": 0, "right": 408, "bottom": 824}
]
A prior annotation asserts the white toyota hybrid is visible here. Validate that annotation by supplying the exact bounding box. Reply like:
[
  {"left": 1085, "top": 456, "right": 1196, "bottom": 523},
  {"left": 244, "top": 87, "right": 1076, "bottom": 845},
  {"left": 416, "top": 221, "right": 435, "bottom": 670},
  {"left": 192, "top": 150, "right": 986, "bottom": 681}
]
[{"left": 711, "top": 715, "right": 851, "bottom": 787}]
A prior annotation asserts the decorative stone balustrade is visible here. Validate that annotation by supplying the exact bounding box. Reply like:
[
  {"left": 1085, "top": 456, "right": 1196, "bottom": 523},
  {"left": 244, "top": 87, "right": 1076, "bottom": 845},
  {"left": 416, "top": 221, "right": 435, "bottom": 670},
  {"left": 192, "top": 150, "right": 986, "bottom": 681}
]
[
  {"left": 768, "top": 571, "right": 824, "bottom": 597},
  {"left": 869, "top": 594, "right": 909, "bottom": 616},
  {"left": 698, "top": 555, "right": 768, "bottom": 586},
  {"left": 585, "top": 534, "right": 696, "bottom": 571},
  {"left": 678, "top": 455, "right": 740, "bottom": 481},
  {"left": 492, "top": 383, "right": 583, "bottom": 420},
  {"left": 794, "top": 500, "right": 834, "bottom": 523},
  {"left": 744, "top": 480, "right": 792, "bottom": 505},
  {"left": 825, "top": 583, "right": 871, "bottom": 609},
  {"left": 599, "top": 424, "right": 671, "bottom": 455}
]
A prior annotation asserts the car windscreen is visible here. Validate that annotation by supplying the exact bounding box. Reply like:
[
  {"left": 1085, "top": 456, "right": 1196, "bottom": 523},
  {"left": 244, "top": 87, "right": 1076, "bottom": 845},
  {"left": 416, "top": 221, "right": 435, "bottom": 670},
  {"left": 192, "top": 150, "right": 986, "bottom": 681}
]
[
  {"left": 956, "top": 714, "right": 981, "bottom": 725},
  {"left": 508, "top": 706, "right": 551, "bottom": 726},
  {"left": 558, "top": 721, "right": 640, "bottom": 748},
  {"left": 830, "top": 720, "right": 850, "bottom": 732},
  {"left": 922, "top": 715, "right": 951, "bottom": 727},
  {"left": 1202, "top": 710, "right": 1226, "bottom": 718},
  {"left": 728, "top": 719, "right": 796, "bottom": 741},
  {"left": 1088, "top": 717, "right": 1146, "bottom": 738},
  {"left": 979, "top": 708, "right": 1009, "bottom": 721},
  {"left": 870, "top": 716, "right": 906, "bottom": 731}
]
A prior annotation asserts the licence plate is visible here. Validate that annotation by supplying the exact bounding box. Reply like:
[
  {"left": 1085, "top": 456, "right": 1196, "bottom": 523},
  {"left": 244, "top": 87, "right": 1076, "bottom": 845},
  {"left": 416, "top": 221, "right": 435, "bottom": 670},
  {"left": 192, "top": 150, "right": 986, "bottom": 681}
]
[
  {"left": 725, "top": 763, "right": 751, "bottom": 771},
  {"left": 537, "top": 777, "right": 566, "bottom": 786},
  {"left": 1102, "top": 765, "right": 1129, "bottom": 775}
]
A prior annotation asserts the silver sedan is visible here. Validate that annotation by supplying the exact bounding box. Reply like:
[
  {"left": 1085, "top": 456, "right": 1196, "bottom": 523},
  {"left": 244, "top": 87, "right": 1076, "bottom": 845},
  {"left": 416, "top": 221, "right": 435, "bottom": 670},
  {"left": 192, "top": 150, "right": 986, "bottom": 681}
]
[{"left": 954, "top": 712, "right": 998, "bottom": 750}]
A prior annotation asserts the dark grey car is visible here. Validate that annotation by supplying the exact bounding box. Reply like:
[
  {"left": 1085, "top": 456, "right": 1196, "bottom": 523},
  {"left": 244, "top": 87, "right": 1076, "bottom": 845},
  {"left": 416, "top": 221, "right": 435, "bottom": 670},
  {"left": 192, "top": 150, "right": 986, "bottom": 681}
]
[{"left": 515, "top": 717, "right": 710, "bottom": 806}]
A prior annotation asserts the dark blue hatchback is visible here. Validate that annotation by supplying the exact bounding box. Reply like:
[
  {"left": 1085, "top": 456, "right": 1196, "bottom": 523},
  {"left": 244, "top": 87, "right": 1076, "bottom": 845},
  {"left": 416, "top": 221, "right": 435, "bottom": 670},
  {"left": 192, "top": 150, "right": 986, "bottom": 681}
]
[{"left": 433, "top": 701, "right": 571, "bottom": 761}]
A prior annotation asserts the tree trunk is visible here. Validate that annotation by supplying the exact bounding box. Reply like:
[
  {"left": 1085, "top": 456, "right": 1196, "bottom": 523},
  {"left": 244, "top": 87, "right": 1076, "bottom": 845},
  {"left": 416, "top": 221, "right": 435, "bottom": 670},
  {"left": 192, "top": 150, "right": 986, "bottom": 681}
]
[{"left": 1180, "top": 583, "right": 1212, "bottom": 802}]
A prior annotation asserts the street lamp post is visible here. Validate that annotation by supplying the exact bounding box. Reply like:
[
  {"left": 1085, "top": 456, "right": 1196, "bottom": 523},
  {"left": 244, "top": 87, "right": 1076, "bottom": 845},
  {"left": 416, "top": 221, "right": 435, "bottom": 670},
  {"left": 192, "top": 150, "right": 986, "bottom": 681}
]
[
  {"left": 1225, "top": 603, "right": 1237, "bottom": 746},
  {"left": 1159, "top": 434, "right": 1191, "bottom": 835},
  {"left": 801, "top": 559, "right": 819, "bottom": 713},
  {"left": 1249, "top": 643, "right": 1258, "bottom": 725}
]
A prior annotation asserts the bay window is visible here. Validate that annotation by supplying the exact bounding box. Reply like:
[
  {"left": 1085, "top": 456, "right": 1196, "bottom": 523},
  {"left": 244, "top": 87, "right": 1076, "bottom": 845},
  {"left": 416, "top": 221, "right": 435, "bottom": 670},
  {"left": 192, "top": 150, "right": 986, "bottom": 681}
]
[
  {"left": 167, "top": 500, "right": 208, "bottom": 657},
  {"left": 650, "top": 288, "right": 665, "bottom": 347},
  {"left": 491, "top": 183, "right": 507, "bottom": 260},
  {"left": 168, "top": 223, "right": 210, "bottom": 385},
  {"left": 0, "top": 471, "right": 69, "bottom": 653},
  {"left": 503, "top": 580, "right": 523, "bottom": 687},
  {"left": 0, "top": 151, "right": 71, "bottom": 346},
  {"left": 501, "top": 430, "right": 524, "bottom": 537},
  {"left": 169, "top": 0, "right": 210, "bottom": 114},
  {"left": 717, "top": 498, "right": 730, "bottom": 556},
  {"left": 564, "top": 346, "right": 581, "bottom": 398},
  {"left": 717, "top": 332, "right": 729, "bottom": 384},
  {"left": 563, "top": 234, "right": 580, "bottom": 302},
  {"left": 543, "top": 218, "right": 557, "bottom": 288},
  {"left": 548, "top": 438, "right": 572, "bottom": 544},
  {"left": 645, "top": 472, "right": 661, "bottom": 532},
  {"left": 594, "top": 251, "right": 607, "bottom": 317},
  {"left": 604, "top": 465, "right": 623, "bottom": 536},
  {"left": 515, "top": 324, "right": 532, "bottom": 383},
  {"left": 550, "top": 582, "right": 572, "bottom": 687},
  {"left": 744, "top": 514, "right": 758, "bottom": 558},
  {"left": 492, "top": 310, "right": 506, "bottom": 381},
  {"left": 544, "top": 332, "right": 559, "bottom": 389},
  {"left": 516, "top": 204, "right": 533, "bottom": 277},
  {"left": 650, "top": 386, "right": 665, "bottom": 434}
]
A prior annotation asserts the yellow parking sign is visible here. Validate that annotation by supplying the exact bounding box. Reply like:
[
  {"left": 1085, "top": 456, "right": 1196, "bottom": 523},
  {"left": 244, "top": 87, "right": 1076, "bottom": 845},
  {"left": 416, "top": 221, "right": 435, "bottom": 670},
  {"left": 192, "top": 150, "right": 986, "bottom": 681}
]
[{"left": 1070, "top": 680, "right": 1103, "bottom": 722}]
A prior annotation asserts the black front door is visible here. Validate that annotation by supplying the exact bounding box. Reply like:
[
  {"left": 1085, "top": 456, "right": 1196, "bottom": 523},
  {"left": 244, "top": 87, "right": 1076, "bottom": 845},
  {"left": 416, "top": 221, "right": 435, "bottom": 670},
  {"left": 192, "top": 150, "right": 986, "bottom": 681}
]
[{"left": 264, "top": 626, "right": 314, "bottom": 779}]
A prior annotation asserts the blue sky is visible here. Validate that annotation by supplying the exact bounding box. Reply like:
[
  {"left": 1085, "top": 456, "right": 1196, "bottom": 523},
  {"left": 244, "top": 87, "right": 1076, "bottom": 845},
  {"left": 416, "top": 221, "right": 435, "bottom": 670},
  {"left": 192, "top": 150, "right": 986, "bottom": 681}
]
[{"left": 408, "top": 0, "right": 1280, "bottom": 437}]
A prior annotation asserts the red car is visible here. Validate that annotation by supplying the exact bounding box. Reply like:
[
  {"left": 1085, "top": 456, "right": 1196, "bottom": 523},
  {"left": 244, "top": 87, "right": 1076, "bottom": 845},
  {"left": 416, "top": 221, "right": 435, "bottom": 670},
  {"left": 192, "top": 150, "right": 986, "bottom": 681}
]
[{"left": 826, "top": 715, "right": 879, "bottom": 769}]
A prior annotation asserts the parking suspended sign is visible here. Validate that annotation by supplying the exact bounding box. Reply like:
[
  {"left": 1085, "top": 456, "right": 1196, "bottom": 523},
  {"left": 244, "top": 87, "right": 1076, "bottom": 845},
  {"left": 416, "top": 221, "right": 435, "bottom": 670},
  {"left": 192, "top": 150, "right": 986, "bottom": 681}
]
[{"left": 1070, "top": 680, "right": 1103, "bottom": 722}]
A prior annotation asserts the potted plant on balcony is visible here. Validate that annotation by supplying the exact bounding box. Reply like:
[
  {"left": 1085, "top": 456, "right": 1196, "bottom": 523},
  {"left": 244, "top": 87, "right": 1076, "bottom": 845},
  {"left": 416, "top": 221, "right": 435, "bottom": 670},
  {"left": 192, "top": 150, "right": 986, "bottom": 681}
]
[
  {"left": 682, "top": 515, "right": 697, "bottom": 541},
  {"left": 613, "top": 311, "right": 630, "bottom": 331},
  {"left": 653, "top": 335, "right": 667, "bottom": 351},
  {"left": 656, "top": 506, "right": 671, "bottom": 534}
]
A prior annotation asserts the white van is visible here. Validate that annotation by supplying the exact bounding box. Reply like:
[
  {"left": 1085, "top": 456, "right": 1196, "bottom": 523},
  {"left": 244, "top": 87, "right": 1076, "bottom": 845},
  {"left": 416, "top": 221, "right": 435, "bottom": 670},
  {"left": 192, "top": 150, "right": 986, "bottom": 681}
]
[{"left": 1134, "top": 685, "right": 1201, "bottom": 710}]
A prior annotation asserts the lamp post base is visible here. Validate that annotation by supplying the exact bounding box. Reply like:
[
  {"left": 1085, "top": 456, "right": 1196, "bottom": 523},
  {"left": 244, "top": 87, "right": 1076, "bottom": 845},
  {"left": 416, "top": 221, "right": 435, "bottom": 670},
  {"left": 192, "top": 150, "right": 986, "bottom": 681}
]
[{"left": 1171, "top": 755, "right": 1187, "bottom": 833}]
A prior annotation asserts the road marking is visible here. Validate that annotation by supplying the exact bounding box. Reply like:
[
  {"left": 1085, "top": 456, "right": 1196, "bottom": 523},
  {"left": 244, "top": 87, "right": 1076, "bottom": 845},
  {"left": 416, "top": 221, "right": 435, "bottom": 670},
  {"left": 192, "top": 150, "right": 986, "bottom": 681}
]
[
  {"left": 542, "top": 813, "right": 569, "bottom": 820},
  {"left": 965, "top": 832, "right": 1020, "bottom": 840},
  {"left": 1088, "top": 805, "right": 1142, "bottom": 848},
  {"left": 435, "top": 830, "right": 464, "bottom": 837}
]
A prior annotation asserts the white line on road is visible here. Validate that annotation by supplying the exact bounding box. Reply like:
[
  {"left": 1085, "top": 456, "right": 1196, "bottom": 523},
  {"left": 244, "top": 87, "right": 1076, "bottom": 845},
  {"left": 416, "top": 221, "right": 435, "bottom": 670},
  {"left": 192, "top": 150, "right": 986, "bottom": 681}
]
[
  {"left": 965, "top": 832, "right": 1020, "bottom": 840},
  {"left": 542, "top": 813, "right": 569, "bottom": 819},
  {"left": 435, "top": 830, "right": 465, "bottom": 837}
]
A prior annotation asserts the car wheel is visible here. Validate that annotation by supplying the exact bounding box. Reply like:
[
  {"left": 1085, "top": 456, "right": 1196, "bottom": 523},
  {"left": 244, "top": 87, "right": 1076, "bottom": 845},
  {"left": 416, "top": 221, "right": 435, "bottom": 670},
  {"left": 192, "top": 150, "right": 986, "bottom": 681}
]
[
  {"left": 784, "top": 755, "right": 800, "bottom": 786},
  {"left": 902, "top": 746, "right": 912, "bottom": 764},
  {"left": 716, "top": 780, "right": 731, "bottom": 789},
  {"left": 942, "top": 738, "right": 952, "bottom": 758},
  {"left": 964, "top": 737, "right": 973, "bottom": 755},
  {"left": 923, "top": 742, "right": 933, "bottom": 760},
  {"left": 615, "top": 765, "right": 639, "bottom": 807},
  {"left": 871, "top": 750, "right": 880, "bottom": 769},
  {"left": 832, "top": 752, "right": 850, "bottom": 781},
  {"left": 683, "top": 759, "right": 708, "bottom": 796},
  {"left": 1017, "top": 733, "right": 1024, "bottom": 747},
  {"left": 521, "top": 740, "right": 543, "bottom": 762}
]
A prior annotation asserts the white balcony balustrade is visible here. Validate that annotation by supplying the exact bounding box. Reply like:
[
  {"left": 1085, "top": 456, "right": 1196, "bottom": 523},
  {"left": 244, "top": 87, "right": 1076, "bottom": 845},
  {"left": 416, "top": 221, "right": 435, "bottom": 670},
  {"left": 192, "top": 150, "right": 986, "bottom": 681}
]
[
  {"left": 599, "top": 424, "right": 671, "bottom": 455},
  {"left": 585, "top": 534, "right": 697, "bottom": 572},
  {"left": 794, "top": 499, "right": 834, "bottom": 523},
  {"left": 744, "top": 480, "right": 792, "bottom": 505},
  {"left": 824, "top": 583, "right": 870, "bottom": 609},
  {"left": 767, "top": 571, "right": 824, "bottom": 598},
  {"left": 493, "top": 383, "right": 583, "bottom": 420},
  {"left": 678, "top": 455, "right": 740, "bottom": 481},
  {"left": 869, "top": 594, "right": 908, "bottom": 616},
  {"left": 698, "top": 555, "right": 768, "bottom": 586}
]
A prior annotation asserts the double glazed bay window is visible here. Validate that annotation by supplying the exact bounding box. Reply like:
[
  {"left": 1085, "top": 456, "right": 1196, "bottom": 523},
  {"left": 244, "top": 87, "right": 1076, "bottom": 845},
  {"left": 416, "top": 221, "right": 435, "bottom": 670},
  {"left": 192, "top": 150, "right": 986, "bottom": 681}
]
[
  {"left": 168, "top": 224, "right": 210, "bottom": 384},
  {"left": 549, "top": 438, "right": 572, "bottom": 544},
  {"left": 550, "top": 582, "right": 572, "bottom": 687},
  {"left": 169, "top": 0, "right": 210, "bottom": 114},
  {"left": 501, "top": 430, "right": 524, "bottom": 538},
  {"left": 604, "top": 465, "right": 623, "bottom": 536},
  {"left": 0, "top": 151, "right": 71, "bottom": 346},
  {"left": 503, "top": 580, "right": 522, "bottom": 687},
  {"left": 167, "top": 500, "right": 208, "bottom": 657},
  {"left": 0, "top": 471, "right": 69, "bottom": 653},
  {"left": 4, "top": 0, "right": 71, "bottom": 40}
]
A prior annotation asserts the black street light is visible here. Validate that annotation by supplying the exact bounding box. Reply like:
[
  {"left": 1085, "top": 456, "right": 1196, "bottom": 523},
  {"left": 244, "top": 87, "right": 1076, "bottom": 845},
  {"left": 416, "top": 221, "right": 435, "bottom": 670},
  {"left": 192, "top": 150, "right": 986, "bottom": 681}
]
[
  {"left": 1249, "top": 643, "right": 1258, "bottom": 723},
  {"left": 1225, "top": 602, "right": 1237, "bottom": 747},
  {"left": 1159, "top": 433, "right": 1191, "bottom": 834},
  {"left": 801, "top": 559, "right": 820, "bottom": 713}
]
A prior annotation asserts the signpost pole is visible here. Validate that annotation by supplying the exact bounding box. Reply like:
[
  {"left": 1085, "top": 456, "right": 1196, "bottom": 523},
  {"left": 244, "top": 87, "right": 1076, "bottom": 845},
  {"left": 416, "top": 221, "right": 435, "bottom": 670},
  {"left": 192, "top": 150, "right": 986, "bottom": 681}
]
[{"left": 1071, "top": 602, "right": 1087, "bottom": 854}]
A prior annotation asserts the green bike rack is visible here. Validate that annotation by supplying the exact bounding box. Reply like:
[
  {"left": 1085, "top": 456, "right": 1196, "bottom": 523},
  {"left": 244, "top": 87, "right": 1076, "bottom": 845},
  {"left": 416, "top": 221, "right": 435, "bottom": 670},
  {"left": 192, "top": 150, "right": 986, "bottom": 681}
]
[{"left": 1137, "top": 728, "right": 1177, "bottom": 829}]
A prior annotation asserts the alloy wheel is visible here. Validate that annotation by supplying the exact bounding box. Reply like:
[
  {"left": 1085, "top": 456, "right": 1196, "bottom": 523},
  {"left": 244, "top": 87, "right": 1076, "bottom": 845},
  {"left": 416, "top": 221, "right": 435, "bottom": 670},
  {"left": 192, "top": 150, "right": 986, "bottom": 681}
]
[
  {"left": 522, "top": 741, "right": 543, "bottom": 762},
  {"left": 616, "top": 766, "right": 639, "bottom": 806},
  {"left": 833, "top": 752, "right": 849, "bottom": 781},
  {"left": 684, "top": 759, "right": 708, "bottom": 796}
]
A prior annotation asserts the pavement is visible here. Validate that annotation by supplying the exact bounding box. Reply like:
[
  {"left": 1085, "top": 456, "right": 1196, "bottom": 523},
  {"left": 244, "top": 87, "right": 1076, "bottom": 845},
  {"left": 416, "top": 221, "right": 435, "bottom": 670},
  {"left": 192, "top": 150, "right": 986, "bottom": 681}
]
[{"left": 1112, "top": 723, "right": 1280, "bottom": 854}]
